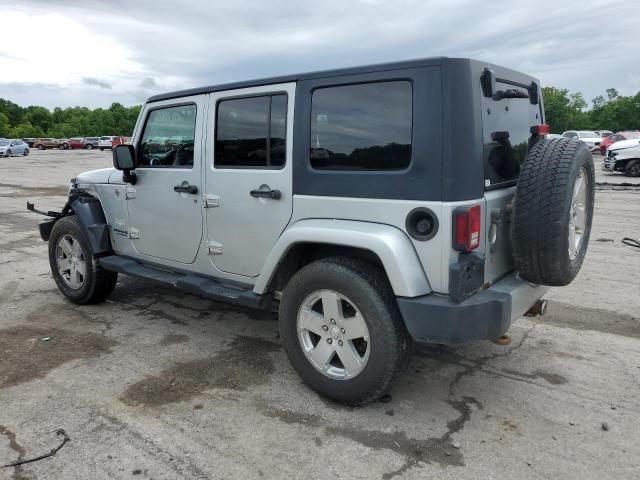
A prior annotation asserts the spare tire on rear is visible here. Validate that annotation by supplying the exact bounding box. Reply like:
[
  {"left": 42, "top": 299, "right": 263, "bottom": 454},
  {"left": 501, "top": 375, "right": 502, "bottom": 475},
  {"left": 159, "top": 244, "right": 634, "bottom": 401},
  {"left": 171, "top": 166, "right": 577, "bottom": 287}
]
[{"left": 512, "top": 137, "right": 595, "bottom": 286}]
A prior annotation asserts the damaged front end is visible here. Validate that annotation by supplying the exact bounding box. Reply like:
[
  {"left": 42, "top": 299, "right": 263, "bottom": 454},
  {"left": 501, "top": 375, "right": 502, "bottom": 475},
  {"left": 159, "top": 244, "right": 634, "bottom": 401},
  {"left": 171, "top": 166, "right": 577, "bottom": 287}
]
[{"left": 27, "top": 200, "right": 69, "bottom": 241}]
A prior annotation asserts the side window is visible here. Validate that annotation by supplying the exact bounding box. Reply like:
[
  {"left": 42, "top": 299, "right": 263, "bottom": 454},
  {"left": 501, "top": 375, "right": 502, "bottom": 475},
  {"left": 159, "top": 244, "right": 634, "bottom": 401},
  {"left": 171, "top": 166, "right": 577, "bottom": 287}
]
[
  {"left": 215, "top": 94, "right": 287, "bottom": 168},
  {"left": 139, "top": 104, "right": 197, "bottom": 168},
  {"left": 310, "top": 81, "right": 412, "bottom": 170}
]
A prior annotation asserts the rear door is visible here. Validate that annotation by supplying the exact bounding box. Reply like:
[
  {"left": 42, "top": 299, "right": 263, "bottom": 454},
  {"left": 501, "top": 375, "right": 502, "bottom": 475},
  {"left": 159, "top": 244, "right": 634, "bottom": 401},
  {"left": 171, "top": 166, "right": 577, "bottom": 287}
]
[
  {"left": 480, "top": 68, "right": 543, "bottom": 283},
  {"left": 125, "top": 96, "right": 206, "bottom": 264},
  {"left": 204, "top": 83, "right": 295, "bottom": 277}
]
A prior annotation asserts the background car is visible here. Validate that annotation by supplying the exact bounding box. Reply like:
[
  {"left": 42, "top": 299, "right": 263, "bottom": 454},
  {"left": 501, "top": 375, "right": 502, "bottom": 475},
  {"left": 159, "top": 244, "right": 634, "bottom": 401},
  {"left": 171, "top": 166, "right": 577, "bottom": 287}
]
[
  {"left": 561, "top": 130, "right": 601, "bottom": 151},
  {"left": 0, "top": 139, "right": 30, "bottom": 157},
  {"left": 595, "top": 130, "right": 613, "bottom": 138},
  {"left": 62, "top": 138, "right": 85, "bottom": 149},
  {"left": 22, "top": 138, "right": 36, "bottom": 148},
  {"left": 546, "top": 133, "right": 563, "bottom": 139},
  {"left": 111, "top": 136, "right": 128, "bottom": 148},
  {"left": 98, "top": 136, "right": 118, "bottom": 150},
  {"left": 82, "top": 137, "right": 99, "bottom": 149},
  {"left": 599, "top": 131, "right": 640, "bottom": 154},
  {"left": 33, "top": 138, "right": 64, "bottom": 150}
]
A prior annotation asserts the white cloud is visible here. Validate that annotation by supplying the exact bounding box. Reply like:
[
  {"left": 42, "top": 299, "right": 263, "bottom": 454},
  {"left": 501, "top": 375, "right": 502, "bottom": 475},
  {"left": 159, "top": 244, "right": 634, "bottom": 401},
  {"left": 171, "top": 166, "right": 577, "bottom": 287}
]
[{"left": 1, "top": 0, "right": 638, "bottom": 108}]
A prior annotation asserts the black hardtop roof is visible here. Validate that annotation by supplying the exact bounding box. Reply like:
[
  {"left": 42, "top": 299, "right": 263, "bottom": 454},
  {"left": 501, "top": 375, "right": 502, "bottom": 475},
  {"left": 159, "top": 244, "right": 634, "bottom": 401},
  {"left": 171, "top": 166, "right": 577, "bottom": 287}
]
[{"left": 147, "top": 56, "right": 451, "bottom": 103}]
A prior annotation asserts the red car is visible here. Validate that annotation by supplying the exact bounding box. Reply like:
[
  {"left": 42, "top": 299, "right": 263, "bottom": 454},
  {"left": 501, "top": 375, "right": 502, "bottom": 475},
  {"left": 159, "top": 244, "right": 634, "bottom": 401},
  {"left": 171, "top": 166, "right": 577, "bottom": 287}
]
[
  {"left": 600, "top": 131, "right": 640, "bottom": 154},
  {"left": 64, "top": 138, "right": 86, "bottom": 149},
  {"left": 111, "top": 136, "right": 128, "bottom": 148}
]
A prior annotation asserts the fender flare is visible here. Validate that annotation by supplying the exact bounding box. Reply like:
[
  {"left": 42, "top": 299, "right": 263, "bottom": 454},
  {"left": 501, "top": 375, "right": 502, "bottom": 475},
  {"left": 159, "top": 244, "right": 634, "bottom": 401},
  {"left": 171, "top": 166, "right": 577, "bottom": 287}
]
[
  {"left": 68, "top": 195, "right": 112, "bottom": 255},
  {"left": 253, "top": 219, "right": 431, "bottom": 297}
]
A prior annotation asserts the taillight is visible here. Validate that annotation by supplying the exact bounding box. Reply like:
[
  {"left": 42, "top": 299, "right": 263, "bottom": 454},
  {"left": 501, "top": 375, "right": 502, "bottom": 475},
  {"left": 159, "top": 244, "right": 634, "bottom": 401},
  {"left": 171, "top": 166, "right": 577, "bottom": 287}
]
[
  {"left": 453, "top": 205, "right": 482, "bottom": 252},
  {"left": 531, "top": 124, "right": 550, "bottom": 136}
]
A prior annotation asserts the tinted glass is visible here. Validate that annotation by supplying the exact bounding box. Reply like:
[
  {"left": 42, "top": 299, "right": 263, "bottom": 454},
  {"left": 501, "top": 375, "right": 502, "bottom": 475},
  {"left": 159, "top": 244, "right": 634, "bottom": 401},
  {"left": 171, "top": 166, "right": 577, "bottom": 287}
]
[
  {"left": 139, "top": 104, "right": 196, "bottom": 168},
  {"left": 578, "top": 131, "right": 598, "bottom": 137},
  {"left": 310, "top": 81, "right": 412, "bottom": 170},
  {"left": 215, "top": 94, "right": 287, "bottom": 168}
]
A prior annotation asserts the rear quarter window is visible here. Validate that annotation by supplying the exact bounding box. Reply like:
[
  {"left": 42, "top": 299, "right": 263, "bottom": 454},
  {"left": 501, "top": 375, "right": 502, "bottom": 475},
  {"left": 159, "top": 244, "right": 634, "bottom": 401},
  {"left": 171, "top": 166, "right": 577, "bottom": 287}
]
[{"left": 309, "top": 81, "right": 412, "bottom": 170}]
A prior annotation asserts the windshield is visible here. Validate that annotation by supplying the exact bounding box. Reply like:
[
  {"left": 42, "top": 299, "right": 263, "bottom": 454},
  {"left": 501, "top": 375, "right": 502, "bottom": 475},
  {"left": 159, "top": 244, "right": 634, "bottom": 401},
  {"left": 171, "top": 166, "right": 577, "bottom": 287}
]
[
  {"left": 0, "top": 141, "right": 9, "bottom": 146},
  {"left": 100, "top": 136, "right": 111, "bottom": 140},
  {"left": 579, "top": 131, "right": 598, "bottom": 138}
]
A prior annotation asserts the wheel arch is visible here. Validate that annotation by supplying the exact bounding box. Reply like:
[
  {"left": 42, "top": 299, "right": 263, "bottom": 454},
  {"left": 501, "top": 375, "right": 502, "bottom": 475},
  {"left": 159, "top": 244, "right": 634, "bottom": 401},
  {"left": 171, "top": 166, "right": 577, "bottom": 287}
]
[
  {"left": 65, "top": 192, "right": 112, "bottom": 256},
  {"left": 254, "top": 219, "right": 431, "bottom": 297}
]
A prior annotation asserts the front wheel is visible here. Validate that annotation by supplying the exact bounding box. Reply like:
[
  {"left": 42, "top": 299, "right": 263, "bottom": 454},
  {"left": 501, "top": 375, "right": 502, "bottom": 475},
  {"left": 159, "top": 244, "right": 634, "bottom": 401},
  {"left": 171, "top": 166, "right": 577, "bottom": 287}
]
[
  {"left": 37, "top": 144, "right": 44, "bottom": 150},
  {"left": 48, "top": 216, "right": 117, "bottom": 304},
  {"left": 23, "top": 148, "right": 29, "bottom": 156},
  {"left": 85, "top": 144, "right": 93, "bottom": 150},
  {"left": 625, "top": 160, "right": 640, "bottom": 177},
  {"left": 5, "top": 150, "right": 11, "bottom": 157},
  {"left": 279, "top": 257, "right": 410, "bottom": 406}
]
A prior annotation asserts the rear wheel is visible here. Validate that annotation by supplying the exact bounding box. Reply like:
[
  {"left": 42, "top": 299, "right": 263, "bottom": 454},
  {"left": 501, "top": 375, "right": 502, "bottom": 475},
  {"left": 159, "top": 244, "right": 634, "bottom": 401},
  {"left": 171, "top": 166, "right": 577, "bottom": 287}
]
[
  {"left": 37, "top": 144, "right": 44, "bottom": 150},
  {"left": 58, "top": 144, "right": 64, "bottom": 150},
  {"left": 86, "top": 144, "right": 93, "bottom": 150},
  {"left": 512, "top": 137, "right": 595, "bottom": 285},
  {"left": 279, "top": 257, "right": 410, "bottom": 406},
  {"left": 625, "top": 160, "right": 640, "bottom": 177},
  {"left": 23, "top": 148, "right": 29, "bottom": 156},
  {"left": 48, "top": 216, "right": 117, "bottom": 304}
]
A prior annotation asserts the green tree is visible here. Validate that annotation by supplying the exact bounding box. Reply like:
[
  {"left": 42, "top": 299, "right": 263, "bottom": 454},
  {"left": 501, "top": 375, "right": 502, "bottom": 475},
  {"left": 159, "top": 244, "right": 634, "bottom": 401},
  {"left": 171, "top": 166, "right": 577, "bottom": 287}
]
[{"left": 0, "top": 112, "right": 10, "bottom": 137}]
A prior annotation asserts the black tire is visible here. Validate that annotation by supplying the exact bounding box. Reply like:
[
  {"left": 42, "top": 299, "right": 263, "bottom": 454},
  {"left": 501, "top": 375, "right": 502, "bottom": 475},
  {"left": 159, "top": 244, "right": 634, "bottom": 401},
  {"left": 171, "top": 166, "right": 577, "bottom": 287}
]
[
  {"left": 86, "top": 144, "right": 93, "bottom": 150},
  {"left": 48, "top": 216, "right": 117, "bottom": 304},
  {"left": 512, "top": 137, "right": 595, "bottom": 286},
  {"left": 23, "top": 148, "right": 29, "bottom": 156},
  {"left": 625, "top": 160, "right": 640, "bottom": 177},
  {"left": 37, "top": 144, "right": 44, "bottom": 150},
  {"left": 6, "top": 150, "right": 11, "bottom": 157},
  {"left": 99, "top": 147, "right": 104, "bottom": 151},
  {"left": 279, "top": 257, "right": 410, "bottom": 406},
  {"left": 58, "top": 144, "right": 64, "bottom": 150}
]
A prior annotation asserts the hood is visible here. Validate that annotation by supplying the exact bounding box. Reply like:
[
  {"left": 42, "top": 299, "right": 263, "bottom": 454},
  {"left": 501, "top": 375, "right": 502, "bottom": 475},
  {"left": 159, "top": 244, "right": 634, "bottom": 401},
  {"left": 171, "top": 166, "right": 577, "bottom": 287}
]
[
  {"left": 609, "top": 139, "right": 640, "bottom": 152},
  {"left": 75, "top": 168, "right": 116, "bottom": 185}
]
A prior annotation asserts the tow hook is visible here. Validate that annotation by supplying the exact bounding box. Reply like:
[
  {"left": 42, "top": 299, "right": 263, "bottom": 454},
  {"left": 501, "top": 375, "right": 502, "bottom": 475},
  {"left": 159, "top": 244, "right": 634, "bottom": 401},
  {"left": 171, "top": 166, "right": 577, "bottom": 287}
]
[{"left": 525, "top": 299, "right": 548, "bottom": 317}]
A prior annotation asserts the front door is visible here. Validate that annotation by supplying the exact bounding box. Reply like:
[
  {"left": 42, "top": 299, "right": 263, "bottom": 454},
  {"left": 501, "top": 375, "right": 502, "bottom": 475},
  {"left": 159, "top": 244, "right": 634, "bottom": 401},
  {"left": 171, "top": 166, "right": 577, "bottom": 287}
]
[
  {"left": 205, "top": 83, "right": 295, "bottom": 277},
  {"left": 126, "top": 96, "right": 205, "bottom": 264}
]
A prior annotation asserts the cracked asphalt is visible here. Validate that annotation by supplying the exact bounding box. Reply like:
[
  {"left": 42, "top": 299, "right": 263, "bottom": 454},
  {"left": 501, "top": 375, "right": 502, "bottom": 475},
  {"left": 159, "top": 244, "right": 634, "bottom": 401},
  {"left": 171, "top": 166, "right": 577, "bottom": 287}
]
[{"left": 1, "top": 149, "right": 639, "bottom": 479}]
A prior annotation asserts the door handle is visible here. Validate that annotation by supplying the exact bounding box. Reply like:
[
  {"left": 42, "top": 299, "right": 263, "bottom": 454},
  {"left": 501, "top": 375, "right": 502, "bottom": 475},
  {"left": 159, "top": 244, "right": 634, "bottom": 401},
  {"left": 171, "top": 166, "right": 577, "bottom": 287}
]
[
  {"left": 174, "top": 184, "right": 198, "bottom": 194},
  {"left": 250, "top": 188, "right": 281, "bottom": 200}
]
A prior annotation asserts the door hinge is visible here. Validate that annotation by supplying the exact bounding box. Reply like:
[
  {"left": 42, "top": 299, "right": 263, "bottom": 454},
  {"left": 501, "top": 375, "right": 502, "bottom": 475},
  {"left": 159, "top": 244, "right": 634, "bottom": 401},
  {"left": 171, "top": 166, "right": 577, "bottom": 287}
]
[
  {"left": 203, "top": 194, "right": 220, "bottom": 208},
  {"left": 206, "top": 240, "right": 223, "bottom": 255},
  {"left": 129, "top": 227, "right": 140, "bottom": 239},
  {"left": 125, "top": 187, "right": 136, "bottom": 200}
]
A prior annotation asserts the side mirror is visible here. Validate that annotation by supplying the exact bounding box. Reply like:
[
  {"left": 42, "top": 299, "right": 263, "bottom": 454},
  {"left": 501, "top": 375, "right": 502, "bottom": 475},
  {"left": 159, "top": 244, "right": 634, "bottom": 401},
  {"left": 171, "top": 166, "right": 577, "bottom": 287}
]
[{"left": 112, "top": 144, "right": 137, "bottom": 184}]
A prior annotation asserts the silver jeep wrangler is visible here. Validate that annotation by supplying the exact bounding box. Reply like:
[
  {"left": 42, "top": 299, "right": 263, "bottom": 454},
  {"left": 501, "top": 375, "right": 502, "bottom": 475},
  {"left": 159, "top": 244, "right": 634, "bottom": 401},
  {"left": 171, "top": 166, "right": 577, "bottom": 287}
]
[{"left": 32, "top": 57, "right": 595, "bottom": 405}]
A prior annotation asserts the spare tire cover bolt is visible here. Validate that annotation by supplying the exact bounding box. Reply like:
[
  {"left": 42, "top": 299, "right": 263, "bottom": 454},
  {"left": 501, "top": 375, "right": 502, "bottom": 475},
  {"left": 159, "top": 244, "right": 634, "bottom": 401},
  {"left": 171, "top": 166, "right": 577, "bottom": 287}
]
[{"left": 327, "top": 338, "right": 333, "bottom": 344}]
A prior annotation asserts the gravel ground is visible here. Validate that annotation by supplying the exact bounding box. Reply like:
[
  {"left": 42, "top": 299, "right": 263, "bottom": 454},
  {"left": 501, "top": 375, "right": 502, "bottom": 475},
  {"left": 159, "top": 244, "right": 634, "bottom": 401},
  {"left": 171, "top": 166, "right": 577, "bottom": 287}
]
[{"left": 0, "top": 149, "right": 639, "bottom": 480}]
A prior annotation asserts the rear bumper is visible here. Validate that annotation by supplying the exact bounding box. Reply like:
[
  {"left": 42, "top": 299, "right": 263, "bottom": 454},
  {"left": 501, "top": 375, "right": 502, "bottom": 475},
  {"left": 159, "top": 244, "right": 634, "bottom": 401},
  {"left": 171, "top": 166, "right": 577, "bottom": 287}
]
[{"left": 397, "top": 273, "right": 549, "bottom": 345}]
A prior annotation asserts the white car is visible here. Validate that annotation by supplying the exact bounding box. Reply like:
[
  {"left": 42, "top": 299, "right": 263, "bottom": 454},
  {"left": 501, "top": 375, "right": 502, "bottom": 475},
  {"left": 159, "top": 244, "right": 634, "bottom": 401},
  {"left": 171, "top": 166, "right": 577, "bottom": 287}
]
[
  {"left": 562, "top": 130, "right": 601, "bottom": 151},
  {"left": 98, "top": 136, "right": 117, "bottom": 151},
  {"left": 602, "top": 138, "right": 640, "bottom": 176}
]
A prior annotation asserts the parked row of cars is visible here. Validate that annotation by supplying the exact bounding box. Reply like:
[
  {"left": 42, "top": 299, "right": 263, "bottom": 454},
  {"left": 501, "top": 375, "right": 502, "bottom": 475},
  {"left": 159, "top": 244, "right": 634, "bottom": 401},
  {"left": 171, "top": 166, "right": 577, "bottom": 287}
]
[{"left": 22, "top": 136, "right": 128, "bottom": 151}]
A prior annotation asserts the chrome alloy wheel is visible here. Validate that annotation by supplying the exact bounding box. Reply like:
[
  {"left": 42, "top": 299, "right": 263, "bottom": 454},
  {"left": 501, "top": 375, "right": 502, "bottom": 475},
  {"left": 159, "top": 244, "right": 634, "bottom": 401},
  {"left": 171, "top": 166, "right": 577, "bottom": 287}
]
[
  {"left": 56, "top": 234, "right": 86, "bottom": 289},
  {"left": 297, "top": 290, "right": 371, "bottom": 380},
  {"left": 568, "top": 167, "right": 588, "bottom": 260}
]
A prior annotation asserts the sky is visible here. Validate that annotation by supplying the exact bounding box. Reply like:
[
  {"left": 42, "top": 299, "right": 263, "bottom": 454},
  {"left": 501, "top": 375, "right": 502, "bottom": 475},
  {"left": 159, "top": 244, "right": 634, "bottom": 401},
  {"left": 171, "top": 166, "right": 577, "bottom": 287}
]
[{"left": 1, "top": 0, "right": 638, "bottom": 109}]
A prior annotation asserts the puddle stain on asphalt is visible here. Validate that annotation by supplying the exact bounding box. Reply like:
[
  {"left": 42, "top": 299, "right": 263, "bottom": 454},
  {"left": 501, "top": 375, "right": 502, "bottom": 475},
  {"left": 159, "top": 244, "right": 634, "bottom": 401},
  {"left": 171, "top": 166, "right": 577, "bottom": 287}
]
[
  {"left": 120, "top": 335, "right": 280, "bottom": 407},
  {"left": 501, "top": 368, "right": 568, "bottom": 385},
  {"left": 0, "top": 326, "right": 117, "bottom": 389},
  {"left": 536, "top": 301, "right": 639, "bottom": 338},
  {"left": 0, "top": 182, "right": 69, "bottom": 199},
  {"left": 0, "top": 425, "right": 29, "bottom": 480},
  {"left": 158, "top": 334, "right": 190, "bottom": 346},
  {"left": 257, "top": 398, "right": 475, "bottom": 478}
]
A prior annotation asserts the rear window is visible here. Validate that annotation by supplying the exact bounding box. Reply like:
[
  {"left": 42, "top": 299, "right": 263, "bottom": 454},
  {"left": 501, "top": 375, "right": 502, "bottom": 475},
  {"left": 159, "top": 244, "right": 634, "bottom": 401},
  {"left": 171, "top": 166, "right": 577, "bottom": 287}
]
[{"left": 310, "top": 81, "right": 412, "bottom": 170}]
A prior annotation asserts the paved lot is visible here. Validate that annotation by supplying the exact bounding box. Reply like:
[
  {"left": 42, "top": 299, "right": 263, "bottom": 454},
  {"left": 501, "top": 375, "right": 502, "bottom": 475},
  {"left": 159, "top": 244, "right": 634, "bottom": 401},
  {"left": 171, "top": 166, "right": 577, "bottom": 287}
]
[{"left": 1, "top": 150, "right": 639, "bottom": 480}]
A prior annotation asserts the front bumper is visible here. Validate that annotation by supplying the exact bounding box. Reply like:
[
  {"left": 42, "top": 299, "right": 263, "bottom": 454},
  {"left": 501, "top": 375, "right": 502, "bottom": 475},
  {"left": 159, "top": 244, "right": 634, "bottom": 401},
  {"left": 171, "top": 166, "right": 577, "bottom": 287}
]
[
  {"left": 602, "top": 157, "right": 617, "bottom": 172},
  {"left": 397, "top": 273, "right": 549, "bottom": 345}
]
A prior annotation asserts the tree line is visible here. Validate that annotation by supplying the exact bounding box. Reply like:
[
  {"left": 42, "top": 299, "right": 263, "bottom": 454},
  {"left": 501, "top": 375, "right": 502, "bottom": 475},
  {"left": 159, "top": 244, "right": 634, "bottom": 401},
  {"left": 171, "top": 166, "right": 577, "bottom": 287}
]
[
  {"left": 0, "top": 99, "right": 141, "bottom": 139},
  {"left": 0, "top": 86, "right": 638, "bottom": 139}
]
